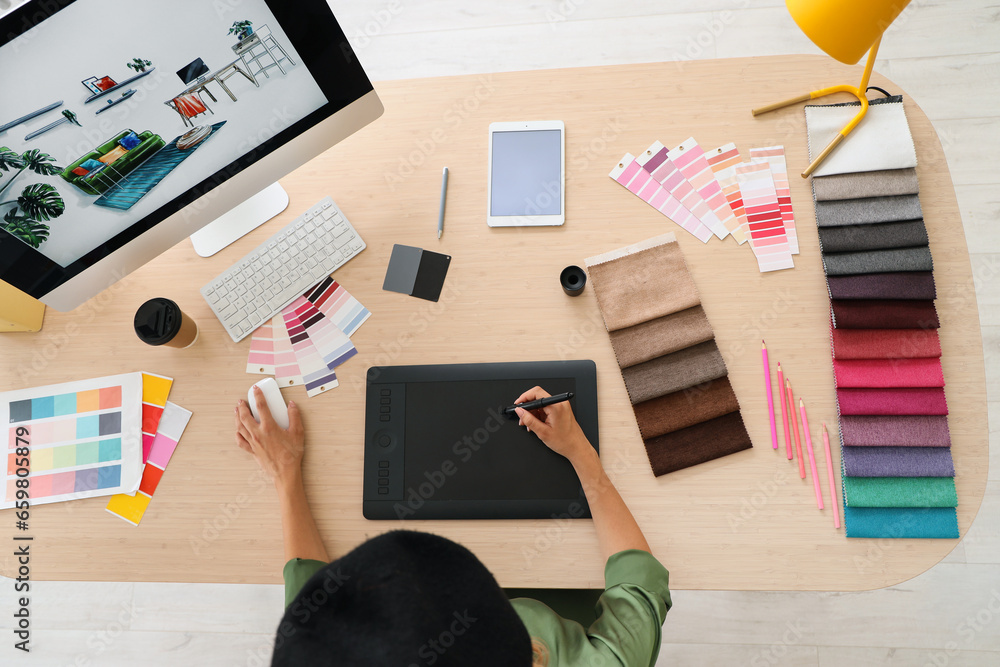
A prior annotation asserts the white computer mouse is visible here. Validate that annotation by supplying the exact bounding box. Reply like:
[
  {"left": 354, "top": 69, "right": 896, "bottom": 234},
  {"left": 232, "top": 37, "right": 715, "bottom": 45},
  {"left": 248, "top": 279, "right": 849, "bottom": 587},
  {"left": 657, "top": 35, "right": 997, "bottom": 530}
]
[{"left": 248, "top": 378, "right": 290, "bottom": 430}]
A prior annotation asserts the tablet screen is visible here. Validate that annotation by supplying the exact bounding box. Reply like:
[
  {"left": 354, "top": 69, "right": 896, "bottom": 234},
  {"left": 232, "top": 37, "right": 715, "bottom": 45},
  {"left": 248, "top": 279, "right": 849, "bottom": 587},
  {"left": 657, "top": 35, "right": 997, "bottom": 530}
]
[{"left": 490, "top": 130, "right": 562, "bottom": 216}]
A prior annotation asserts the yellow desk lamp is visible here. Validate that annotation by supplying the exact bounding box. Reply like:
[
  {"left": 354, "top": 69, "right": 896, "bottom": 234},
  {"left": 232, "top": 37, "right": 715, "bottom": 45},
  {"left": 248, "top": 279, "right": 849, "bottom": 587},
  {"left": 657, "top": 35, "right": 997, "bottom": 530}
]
[
  {"left": 752, "top": 0, "right": 912, "bottom": 178},
  {"left": 0, "top": 280, "right": 45, "bottom": 332}
]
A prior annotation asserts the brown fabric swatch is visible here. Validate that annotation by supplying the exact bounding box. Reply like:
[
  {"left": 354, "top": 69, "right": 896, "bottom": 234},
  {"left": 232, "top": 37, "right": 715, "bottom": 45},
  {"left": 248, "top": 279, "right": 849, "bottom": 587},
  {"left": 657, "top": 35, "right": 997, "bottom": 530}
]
[
  {"left": 812, "top": 168, "right": 919, "bottom": 201},
  {"left": 621, "top": 340, "right": 727, "bottom": 405},
  {"left": 610, "top": 306, "right": 714, "bottom": 369},
  {"left": 643, "top": 412, "right": 753, "bottom": 476},
  {"left": 633, "top": 377, "right": 740, "bottom": 439},
  {"left": 832, "top": 299, "right": 940, "bottom": 330},
  {"left": 586, "top": 241, "right": 701, "bottom": 332},
  {"left": 827, "top": 272, "right": 936, "bottom": 300}
]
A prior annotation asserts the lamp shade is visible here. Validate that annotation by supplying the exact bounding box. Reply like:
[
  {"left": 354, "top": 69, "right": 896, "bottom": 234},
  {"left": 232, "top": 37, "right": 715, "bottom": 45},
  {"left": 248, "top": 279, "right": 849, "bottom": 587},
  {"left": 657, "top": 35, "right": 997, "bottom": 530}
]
[{"left": 786, "top": 0, "right": 912, "bottom": 65}]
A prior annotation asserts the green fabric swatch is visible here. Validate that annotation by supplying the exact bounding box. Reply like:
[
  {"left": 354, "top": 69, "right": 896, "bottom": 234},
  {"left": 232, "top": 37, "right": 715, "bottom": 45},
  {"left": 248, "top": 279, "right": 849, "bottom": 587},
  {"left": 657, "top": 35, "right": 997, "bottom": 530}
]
[{"left": 843, "top": 476, "right": 957, "bottom": 508}]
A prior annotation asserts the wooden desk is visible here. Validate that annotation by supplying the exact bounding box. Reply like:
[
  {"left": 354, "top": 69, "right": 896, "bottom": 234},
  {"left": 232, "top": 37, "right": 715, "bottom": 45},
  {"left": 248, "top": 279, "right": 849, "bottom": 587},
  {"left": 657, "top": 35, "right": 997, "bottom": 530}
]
[{"left": 0, "top": 56, "right": 986, "bottom": 591}]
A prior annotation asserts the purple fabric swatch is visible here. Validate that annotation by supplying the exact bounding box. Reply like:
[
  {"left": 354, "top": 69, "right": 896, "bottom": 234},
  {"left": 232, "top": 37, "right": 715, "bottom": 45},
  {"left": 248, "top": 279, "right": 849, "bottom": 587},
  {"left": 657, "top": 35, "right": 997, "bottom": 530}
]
[
  {"left": 827, "top": 272, "right": 936, "bottom": 300},
  {"left": 840, "top": 415, "right": 952, "bottom": 447},
  {"left": 842, "top": 446, "right": 955, "bottom": 477}
]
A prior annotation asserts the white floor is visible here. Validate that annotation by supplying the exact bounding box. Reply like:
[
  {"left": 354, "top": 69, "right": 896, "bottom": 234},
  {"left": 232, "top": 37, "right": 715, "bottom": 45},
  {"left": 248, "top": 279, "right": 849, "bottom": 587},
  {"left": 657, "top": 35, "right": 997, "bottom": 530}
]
[{"left": 3, "top": 1, "right": 999, "bottom": 665}]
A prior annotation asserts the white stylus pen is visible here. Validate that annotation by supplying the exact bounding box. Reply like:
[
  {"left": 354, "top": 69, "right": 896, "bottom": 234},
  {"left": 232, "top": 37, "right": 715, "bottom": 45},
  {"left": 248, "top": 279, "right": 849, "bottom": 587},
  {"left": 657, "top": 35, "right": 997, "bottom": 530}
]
[{"left": 437, "top": 167, "right": 449, "bottom": 239}]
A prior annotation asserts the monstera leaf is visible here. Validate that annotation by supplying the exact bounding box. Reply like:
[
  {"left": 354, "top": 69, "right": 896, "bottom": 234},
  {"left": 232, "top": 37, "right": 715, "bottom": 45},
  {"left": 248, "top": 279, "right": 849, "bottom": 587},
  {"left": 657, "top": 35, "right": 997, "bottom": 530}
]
[
  {"left": 15, "top": 183, "right": 64, "bottom": 221},
  {"left": 18, "top": 149, "right": 62, "bottom": 176},
  {"left": 0, "top": 146, "right": 24, "bottom": 173},
  {"left": 2, "top": 208, "right": 49, "bottom": 248}
]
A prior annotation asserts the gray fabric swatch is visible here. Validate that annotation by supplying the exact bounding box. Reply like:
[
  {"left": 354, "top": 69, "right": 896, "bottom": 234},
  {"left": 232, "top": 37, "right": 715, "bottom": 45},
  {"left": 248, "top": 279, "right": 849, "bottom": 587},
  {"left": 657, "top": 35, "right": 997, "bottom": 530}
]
[
  {"left": 818, "top": 219, "right": 928, "bottom": 253},
  {"left": 812, "top": 168, "right": 919, "bottom": 201},
  {"left": 621, "top": 340, "right": 727, "bottom": 405},
  {"left": 815, "top": 195, "right": 923, "bottom": 227},
  {"left": 823, "top": 247, "right": 934, "bottom": 276}
]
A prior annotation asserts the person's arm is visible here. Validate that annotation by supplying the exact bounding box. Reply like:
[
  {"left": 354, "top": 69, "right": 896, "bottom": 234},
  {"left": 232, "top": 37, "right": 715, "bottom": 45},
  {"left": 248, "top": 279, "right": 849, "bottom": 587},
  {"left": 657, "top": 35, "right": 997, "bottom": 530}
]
[
  {"left": 514, "top": 387, "right": 650, "bottom": 561},
  {"left": 235, "top": 387, "right": 329, "bottom": 563}
]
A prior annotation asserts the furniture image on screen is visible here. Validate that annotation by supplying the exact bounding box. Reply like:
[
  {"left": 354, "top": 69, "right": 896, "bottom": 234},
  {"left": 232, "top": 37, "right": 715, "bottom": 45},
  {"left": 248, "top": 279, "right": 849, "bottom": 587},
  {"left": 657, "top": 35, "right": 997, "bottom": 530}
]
[
  {"left": 59, "top": 130, "right": 165, "bottom": 196},
  {"left": 233, "top": 24, "right": 296, "bottom": 81},
  {"left": 165, "top": 93, "right": 214, "bottom": 127},
  {"left": 177, "top": 60, "right": 257, "bottom": 103},
  {"left": 94, "top": 121, "right": 227, "bottom": 211},
  {"left": 83, "top": 68, "right": 156, "bottom": 105}
]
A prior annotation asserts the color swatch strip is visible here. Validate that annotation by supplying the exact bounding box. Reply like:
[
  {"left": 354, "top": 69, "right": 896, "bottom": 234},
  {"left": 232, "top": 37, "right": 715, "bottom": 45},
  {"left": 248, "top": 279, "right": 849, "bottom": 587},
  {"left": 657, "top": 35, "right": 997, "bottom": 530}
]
[
  {"left": 705, "top": 142, "right": 749, "bottom": 244},
  {"left": 749, "top": 146, "right": 798, "bottom": 254},
  {"left": 736, "top": 161, "right": 795, "bottom": 272},
  {"left": 670, "top": 137, "right": 737, "bottom": 241},
  {"left": 106, "top": 401, "right": 192, "bottom": 526},
  {"left": 141, "top": 372, "right": 173, "bottom": 464},
  {"left": 635, "top": 142, "right": 723, "bottom": 240},
  {"left": 284, "top": 300, "right": 340, "bottom": 396}
]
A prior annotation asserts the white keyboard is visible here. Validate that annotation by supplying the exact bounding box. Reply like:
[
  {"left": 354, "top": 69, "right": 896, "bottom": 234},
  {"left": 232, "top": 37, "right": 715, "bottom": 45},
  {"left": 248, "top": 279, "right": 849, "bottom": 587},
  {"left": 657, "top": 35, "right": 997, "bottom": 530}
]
[{"left": 200, "top": 197, "right": 366, "bottom": 342}]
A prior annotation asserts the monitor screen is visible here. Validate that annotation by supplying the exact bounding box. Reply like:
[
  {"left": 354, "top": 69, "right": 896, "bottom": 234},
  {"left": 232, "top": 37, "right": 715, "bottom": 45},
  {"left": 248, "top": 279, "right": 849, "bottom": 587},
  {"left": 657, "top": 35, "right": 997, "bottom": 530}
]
[
  {"left": 0, "top": 0, "right": 379, "bottom": 305},
  {"left": 176, "top": 58, "right": 210, "bottom": 85}
]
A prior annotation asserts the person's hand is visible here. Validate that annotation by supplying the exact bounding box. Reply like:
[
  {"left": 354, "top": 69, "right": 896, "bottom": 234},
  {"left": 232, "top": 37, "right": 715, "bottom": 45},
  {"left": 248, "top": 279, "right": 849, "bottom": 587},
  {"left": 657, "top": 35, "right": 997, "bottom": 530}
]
[
  {"left": 235, "top": 386, "right": 305, "bottom": 491},
  {"left": 514, "top": 386, "right": 592, "bottom": 462}
]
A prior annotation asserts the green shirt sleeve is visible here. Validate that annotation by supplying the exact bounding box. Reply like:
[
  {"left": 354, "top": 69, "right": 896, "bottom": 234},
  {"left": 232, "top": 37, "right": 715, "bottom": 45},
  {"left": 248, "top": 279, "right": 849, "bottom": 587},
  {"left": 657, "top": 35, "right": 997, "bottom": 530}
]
[
  {"left": 511, "top": 549, "right": 671, "bottom": 667},
  {"left": 283, "top": 557, "right": 328, "bottom": 608}
]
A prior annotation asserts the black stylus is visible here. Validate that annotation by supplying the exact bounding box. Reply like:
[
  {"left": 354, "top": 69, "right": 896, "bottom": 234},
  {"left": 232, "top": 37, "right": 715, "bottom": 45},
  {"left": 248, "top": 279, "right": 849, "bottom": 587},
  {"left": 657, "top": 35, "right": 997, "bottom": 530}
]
[{"left": 503, "top": 392, "right": 574, "bottom": 417}]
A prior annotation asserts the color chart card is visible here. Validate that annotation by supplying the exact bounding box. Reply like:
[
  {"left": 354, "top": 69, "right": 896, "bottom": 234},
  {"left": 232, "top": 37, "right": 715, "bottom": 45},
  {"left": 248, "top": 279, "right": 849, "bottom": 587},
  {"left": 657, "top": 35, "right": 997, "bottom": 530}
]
[
  {"left": 106, "top": 401, "right": 192, "bottom": 526},
  {"left": 706, "top": 143, "right": 749, "bottom": 245},
  {"left": 141, "top": 372, "right": 173, "bottom": 464},
  {"left": 736, "top": 161, "right": 795, "bottom": 273},
  {"left": 2, "top": 373, "right": 143, "bottom": 508},
  {"left": 635, "top": 142, "right": 723, "bottom": 240},
  {"left": 669, "top": 137, "right": 738, "bottom": 241},
  {"left": 306, "top": 277, "right": 371, "bottom": 337},
  {"left": 750, "top": 146, "right": 798, "bottom": 254}
]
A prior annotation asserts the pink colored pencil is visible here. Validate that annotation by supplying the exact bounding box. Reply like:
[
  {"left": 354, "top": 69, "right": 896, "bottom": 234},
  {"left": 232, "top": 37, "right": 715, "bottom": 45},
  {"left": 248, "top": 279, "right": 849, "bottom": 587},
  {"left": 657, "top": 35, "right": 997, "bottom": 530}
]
[
  {"left": 786, "top": 379, "right": 805, "bottom": 478},
  {"left": 762, "top": 341, "right": 778, "bottom": 449},
  {"left": 799, "top": 399, "right": 823, "bottom": 510},
  {"left": 777, "top": 363, "right": 792, "bottom": 460},
  {"left": 823, "top": 424, "right": 841, "bottom": 529}
]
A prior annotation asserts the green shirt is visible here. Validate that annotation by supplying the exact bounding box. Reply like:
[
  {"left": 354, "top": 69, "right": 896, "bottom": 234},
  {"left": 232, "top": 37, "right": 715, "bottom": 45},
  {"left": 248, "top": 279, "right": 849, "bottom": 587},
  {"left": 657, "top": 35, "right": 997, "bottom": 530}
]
[{"left": 283, "top": 549, "right": 671, "bottom": 667}]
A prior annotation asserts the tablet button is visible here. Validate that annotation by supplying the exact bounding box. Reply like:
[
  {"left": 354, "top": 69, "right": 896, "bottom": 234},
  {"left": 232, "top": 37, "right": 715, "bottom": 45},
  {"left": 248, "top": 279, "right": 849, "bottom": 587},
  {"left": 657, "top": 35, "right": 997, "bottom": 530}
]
[
  {"left": 378, "top": 434, "right": 391, "bottom": 447},
  {"left": 378, "top": 460, "right": 389, "bottom": 468},
  {"left": 378, "top": 488, "right": 388, "bottom": 495},
  {"left": 378, "top": 469, "right": 389, "bottom": 477},
  {"left": 378, "top": 478, "right": 389, "bottom": 486},
  {"left": 380, "top": 389, "right": 390, "bottom": 396},
  {"left": 379, "top": 415, "right": 390, "bottom": 422},
  {"left": 379, "top": 405, "right": 390, "bottom": 414}
]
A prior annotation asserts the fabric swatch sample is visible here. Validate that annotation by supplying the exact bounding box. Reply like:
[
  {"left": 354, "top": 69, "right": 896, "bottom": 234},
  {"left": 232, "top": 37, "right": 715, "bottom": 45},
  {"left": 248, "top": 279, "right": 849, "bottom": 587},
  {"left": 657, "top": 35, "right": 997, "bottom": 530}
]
[
  {"left": 643, "top": 412, "right": 752, "bottom": 476},
  {"left": 705, "top": 142, "right": 749, "bottom": 244},
  {"left": 749, "top": 145, "right": 798, "bottom": 254},
  {"left": 585, "top": 235, "right": 701, "bottom": 332},
  {"left": 736, "top": 160, "right": 795, "bottom": 272},
  {"left": 609, "top": 305, "right": 714, "bottom": 369},
  {"left": 610, "top": 153, "right": 713, "bottom": 242},
  {"left": 833, "top": 358, "right": 945, "bottom": 388},
  {"left": 840, "top": 415, "right": 951, "bottom": 447},
  {"left": 812, "top": 168, "right": 919, "bottom": 201},
  {"left": 633, "top": 377, "right": 740, "bottom": 440},
  {"left": 842, "top": 446, "right": 955, "bottom": 477},
  {"left": 831, "top": 327, "right": 941, "bottom": 360},
  {"left": 637, "top": 142, "right": 727, "bottom": 240},
  {"left": 805, "top": 96, "right": 918, "bottom": 177},
  {"left": 827, "top": 272, "right": 937, "bottom": 301},
  {"left": 823, "top": 247, "right": 933, "bottom": 276},
  {"left": 815, "top": 195, "right": 923, "bottom": 227},
  {"left": 621, "top": 340, "right": 727, "bottom": 405},
  {"left": 837, "top": 387, "right": 949, "bottom": 416},
  {"left": 843, "top": 506, "right": 958, "bottom": 539},
  {"left": 842, "top": 476, "right": 958, "bottom": 508},
  {"left": 831, "top": 299, "right": 939, "bottom": 329},
  {"left": 817, "top": 219, "right": 928, "bottom": 253}
]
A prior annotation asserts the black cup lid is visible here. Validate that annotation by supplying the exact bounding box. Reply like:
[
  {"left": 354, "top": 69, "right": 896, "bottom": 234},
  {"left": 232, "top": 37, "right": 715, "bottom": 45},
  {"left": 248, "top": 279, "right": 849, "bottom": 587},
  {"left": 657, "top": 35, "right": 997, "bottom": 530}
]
[{"left": 134, "top": 298, "right": 181, "bottom": 345}]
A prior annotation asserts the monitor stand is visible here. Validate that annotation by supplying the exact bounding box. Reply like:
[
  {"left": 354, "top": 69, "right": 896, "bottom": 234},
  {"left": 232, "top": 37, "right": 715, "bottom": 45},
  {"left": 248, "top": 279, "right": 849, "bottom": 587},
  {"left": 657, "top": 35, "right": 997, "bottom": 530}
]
[{"left": 189, "top": 182, "right": 289, "bottom": 257}]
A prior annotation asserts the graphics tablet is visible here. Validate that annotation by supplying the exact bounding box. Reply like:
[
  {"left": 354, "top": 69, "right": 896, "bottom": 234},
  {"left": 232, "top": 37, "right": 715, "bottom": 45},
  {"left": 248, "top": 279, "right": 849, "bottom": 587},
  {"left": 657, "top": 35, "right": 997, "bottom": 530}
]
[{"left": 362, "top": 360, "right": 598, "bottom": 520}]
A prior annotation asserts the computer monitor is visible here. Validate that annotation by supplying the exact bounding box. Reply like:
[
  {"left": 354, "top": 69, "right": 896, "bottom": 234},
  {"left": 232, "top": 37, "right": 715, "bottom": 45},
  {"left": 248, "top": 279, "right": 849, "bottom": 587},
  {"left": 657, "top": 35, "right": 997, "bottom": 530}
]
[
  {"left": 176, "top": 58, "right": 210, "bottom": 85},
  {"left": 0, "top": 0, "right": 383, "bottom": 311}
]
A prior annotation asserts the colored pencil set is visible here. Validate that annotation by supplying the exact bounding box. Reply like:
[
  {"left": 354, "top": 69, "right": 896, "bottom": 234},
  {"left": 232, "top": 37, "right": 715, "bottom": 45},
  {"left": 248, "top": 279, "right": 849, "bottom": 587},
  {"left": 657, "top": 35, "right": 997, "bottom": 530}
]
[{"left": 761, "top": 341, "right": 841, "bottom": 529}]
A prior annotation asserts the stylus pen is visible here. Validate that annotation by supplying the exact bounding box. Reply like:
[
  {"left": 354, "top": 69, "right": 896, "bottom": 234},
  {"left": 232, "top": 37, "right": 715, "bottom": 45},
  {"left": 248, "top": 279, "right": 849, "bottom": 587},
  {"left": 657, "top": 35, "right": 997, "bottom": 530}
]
[
  {"left": 437, "top": 167, "right": 449, "bottom": 239},
  {"left": 503, "top": 392, "right": 574, "bottom": 416}
]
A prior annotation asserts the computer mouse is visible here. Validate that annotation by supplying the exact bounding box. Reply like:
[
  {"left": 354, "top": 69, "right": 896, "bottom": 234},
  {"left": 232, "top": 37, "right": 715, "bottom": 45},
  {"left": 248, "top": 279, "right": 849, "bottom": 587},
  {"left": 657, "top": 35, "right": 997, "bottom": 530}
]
[{"left": 248, "top": 377, "right": 290, "bottom": 430}]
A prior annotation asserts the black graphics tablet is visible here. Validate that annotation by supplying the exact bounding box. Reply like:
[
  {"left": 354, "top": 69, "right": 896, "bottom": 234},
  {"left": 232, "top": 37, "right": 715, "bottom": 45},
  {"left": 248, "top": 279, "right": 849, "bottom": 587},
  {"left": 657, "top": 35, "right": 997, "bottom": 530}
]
[{"left": 362, "top": 360, "right": 598, "bottom": 520}]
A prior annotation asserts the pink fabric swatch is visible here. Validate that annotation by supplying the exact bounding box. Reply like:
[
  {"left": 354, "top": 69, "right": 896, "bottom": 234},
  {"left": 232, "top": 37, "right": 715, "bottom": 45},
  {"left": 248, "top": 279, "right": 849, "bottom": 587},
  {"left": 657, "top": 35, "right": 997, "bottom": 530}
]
[
  {"left": 833, "top": 358, "right": 945, "bottom": 388},
  {"left": 837, "top": 387, "right": 949, "bottom": 416}
]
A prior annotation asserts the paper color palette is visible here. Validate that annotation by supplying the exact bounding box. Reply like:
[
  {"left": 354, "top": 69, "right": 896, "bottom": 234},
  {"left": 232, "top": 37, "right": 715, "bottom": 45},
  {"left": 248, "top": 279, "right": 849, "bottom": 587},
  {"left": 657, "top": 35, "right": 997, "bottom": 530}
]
[
  {"left": 736, "top": 161, "right": 795, "bottom": 272},
  {"left": 272, "top": 313, "right": 304, "bottom": 387},
  {"left": 705, "top": 143, "right": 749, "bottom": 245},
  {"left": 609, "top": 153, "right": 713, "bottom": 242},
  {"left": 750, "top": 146, "right": 798, "bottom": 254},
  {"left": 246, "top": 320, "right": 277, "bottom": 375},
  {"left": 141, "top": 372, "right": 172, "bottom": 464},
  {"left": 106, "top": 401, "right": 192, "bottom": 526},
  {"left": 306, "top": 277, "right": 371, "bottom": 336},
  {"left": 670, "top": 138, "right": 738, "bottom": 241},
  {"left": 1, "top": 373, "right": 143, "bottom": 508},
  {"left": 635, "top": 142, "right": 725, "bottom": 240},
  {"left": 284, "top": 300, "right": 340, "bottom": 396}
]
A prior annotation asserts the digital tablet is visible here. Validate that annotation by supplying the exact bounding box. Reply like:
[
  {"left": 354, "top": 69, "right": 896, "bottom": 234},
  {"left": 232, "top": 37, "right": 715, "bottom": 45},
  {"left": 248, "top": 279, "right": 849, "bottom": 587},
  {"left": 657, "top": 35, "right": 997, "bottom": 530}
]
[
  {"left": 362, "top": 360, "right": 598, "bottom": 520},
  {"left": 487, "top": 121, "right": 565, "bottom": 227}
]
